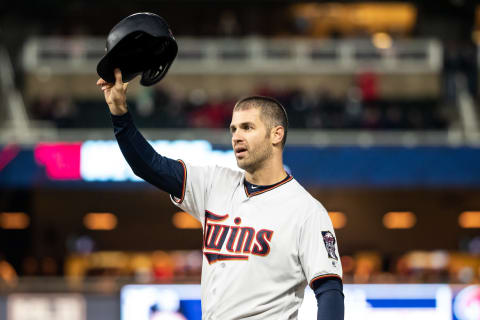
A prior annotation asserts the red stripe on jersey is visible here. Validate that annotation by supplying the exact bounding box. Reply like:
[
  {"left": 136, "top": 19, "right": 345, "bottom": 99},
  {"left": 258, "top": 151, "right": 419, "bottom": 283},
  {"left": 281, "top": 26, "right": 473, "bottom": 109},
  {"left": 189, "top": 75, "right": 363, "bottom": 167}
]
[{"left": 309, "top": 274, "right": 343, "bottom": 289}]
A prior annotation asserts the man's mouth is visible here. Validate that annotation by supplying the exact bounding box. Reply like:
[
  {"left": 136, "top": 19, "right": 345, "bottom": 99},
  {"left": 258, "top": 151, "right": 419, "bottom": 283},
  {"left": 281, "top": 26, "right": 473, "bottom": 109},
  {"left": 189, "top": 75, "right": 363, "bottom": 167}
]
[{"left": 234, "top": 146, "right": 248, "bottom": 157}]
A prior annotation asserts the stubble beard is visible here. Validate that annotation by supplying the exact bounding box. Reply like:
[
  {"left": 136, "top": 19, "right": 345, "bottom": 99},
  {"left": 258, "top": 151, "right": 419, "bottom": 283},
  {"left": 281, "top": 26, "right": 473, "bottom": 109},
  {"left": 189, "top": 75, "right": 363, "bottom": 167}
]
[{"left": 237, "top": 139, "right": 273, "bottom": 174}]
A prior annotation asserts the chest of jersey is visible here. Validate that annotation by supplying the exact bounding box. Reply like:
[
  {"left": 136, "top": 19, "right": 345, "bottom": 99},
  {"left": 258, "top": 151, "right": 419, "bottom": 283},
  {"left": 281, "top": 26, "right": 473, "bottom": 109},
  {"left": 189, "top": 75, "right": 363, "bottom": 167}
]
[{"left": 202, "top": 184, "right": 299, "bottom": 267}]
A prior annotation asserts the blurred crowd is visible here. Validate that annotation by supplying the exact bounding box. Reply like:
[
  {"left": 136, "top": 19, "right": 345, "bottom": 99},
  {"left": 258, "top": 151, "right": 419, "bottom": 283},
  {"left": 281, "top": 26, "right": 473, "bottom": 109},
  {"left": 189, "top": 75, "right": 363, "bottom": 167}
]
[
  {"left": 1, "top": 249, "right": 480, "bottom": 287},
  {"left": 29, "top": 77, "right": 450, "bottom": 131},
  {"left": 343, "top": 250, "right": 480, "bottom": 284}
]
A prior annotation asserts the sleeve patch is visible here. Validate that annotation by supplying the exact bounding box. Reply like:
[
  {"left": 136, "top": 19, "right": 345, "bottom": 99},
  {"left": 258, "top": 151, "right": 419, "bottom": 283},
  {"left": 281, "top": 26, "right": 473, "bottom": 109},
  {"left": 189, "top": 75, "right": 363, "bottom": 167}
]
[{"left": 322, "top": 231, "right": 338, "bottom": 261}]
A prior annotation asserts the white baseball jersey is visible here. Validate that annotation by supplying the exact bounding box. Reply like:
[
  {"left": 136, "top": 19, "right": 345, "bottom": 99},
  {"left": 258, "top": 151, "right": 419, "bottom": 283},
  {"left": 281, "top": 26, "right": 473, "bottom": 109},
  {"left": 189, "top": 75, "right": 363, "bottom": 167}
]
[{"left": 171, "top": 161, "right": 342, "bottom": 320}]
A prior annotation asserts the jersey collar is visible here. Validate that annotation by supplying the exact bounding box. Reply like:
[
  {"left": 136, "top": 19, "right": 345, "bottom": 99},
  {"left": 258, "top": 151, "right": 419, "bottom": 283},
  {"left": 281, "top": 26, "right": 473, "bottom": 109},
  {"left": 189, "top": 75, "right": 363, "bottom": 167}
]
[{"left": 243, "top": 174, "right": 293, "bottom": 198}]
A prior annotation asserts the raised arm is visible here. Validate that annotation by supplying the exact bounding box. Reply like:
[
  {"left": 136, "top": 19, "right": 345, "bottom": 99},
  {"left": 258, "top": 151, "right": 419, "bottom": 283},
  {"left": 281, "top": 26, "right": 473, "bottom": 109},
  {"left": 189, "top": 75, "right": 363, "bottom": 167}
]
[{"left": 97, "top": 69, "right": 185, "bottom": 198}]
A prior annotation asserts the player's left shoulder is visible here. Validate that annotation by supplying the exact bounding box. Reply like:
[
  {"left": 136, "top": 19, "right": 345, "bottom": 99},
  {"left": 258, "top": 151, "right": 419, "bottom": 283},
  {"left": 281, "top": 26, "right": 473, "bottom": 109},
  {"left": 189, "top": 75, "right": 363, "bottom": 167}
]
[{"left": 288, "top": 178, "right": 329, "bottom": 217}]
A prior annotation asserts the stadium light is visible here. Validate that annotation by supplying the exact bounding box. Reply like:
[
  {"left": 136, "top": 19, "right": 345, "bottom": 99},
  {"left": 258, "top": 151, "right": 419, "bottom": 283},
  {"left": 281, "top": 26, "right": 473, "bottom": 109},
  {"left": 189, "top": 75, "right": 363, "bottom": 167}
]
[
  {"left": 458, "top": 211, "right": 480, "bottom": 228},
  {"left": 83, "top": 212, "right": 117, "bottom": 230},
  {"left": 383, "top": 211, "right": 416, "bottom": 229},
  {"left": 0, "top": 212, "right": 30, "bottom": 229}
]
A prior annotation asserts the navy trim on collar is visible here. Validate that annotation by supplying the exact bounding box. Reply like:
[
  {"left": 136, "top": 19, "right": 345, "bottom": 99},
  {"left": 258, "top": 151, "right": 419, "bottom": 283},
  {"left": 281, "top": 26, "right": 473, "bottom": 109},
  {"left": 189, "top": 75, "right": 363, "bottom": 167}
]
[{"left": 243, "top": 174, "right": 293, "bottom": 197}]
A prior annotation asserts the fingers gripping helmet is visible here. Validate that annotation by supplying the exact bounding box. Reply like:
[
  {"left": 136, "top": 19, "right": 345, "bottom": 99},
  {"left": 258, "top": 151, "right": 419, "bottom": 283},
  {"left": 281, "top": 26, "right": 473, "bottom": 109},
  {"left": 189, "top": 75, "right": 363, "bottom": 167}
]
[{"left": 97, "top": 12, "right": 178, "bottom": 86}]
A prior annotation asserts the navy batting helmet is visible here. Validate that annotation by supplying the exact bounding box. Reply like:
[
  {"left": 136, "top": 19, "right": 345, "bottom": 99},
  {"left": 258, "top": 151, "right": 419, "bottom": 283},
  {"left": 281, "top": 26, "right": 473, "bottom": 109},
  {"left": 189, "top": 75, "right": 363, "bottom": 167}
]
[{"left": 96, "top": 12, "right": 178, "bottom": 86}]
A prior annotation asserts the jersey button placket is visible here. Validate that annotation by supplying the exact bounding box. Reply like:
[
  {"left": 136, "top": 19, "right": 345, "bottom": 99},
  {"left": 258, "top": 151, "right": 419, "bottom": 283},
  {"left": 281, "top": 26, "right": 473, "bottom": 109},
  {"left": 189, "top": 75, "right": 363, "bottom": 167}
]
[{"left": 211, "top": 268, "right": 217, "bottom": 296}]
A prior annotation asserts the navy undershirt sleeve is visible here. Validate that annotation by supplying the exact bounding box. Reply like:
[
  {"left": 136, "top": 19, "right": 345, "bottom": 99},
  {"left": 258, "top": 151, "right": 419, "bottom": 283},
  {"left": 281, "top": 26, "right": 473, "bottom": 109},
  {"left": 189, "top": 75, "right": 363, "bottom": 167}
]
[
  {"left": 111, "top": 111, "right": 185, "bottom": 198},
  {"left": 313, "top": 277, "right": 345, "bottom": 320}
]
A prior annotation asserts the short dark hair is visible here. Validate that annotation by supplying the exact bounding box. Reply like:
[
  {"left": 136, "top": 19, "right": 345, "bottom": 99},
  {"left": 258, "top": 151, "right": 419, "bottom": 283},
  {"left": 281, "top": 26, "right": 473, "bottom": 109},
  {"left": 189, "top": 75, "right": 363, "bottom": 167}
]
[{"left": 234, "top": 95, "right": 288, "bottom": 148}]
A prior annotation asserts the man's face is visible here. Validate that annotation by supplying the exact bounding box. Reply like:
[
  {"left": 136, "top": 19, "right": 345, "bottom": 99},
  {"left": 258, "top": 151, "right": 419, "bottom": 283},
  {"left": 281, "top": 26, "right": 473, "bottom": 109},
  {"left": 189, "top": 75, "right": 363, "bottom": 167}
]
[{"left": 230, "top": 107, "right": 273, "bottom": 172}]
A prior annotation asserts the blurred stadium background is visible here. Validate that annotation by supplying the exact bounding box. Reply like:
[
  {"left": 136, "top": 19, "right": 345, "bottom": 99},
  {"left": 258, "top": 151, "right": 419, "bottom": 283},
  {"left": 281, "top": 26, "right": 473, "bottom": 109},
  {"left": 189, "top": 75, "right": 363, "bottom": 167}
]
[{"left": 1, "top": 0, "right": 480, "bottom": 319}]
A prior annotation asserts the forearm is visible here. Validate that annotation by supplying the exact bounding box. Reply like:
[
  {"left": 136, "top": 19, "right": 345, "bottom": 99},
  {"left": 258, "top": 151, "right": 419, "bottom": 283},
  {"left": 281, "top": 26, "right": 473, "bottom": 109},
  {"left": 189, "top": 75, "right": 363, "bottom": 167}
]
[
  {"left": 316, "top": 289, "right": 344, "bottom": 320},
  {"left": 111, "top": 111, "right": 184, "bottom": 198},
  {"left": 314, "top": 278, "right": 345, "bottom": 320}
]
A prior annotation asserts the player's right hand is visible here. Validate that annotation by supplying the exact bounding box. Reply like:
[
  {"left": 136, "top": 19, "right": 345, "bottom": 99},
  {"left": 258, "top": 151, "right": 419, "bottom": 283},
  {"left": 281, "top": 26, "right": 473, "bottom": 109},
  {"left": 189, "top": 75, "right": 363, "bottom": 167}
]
[{"left": 96, "top": 68, "right": 129, "bottom": 116}]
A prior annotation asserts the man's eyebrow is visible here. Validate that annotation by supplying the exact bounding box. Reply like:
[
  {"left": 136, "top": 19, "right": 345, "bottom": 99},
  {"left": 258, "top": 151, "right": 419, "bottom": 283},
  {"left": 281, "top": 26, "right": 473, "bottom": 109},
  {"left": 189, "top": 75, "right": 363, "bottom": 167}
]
[{"left": 230, "top": 121, "right": 254, "bottom": 130}]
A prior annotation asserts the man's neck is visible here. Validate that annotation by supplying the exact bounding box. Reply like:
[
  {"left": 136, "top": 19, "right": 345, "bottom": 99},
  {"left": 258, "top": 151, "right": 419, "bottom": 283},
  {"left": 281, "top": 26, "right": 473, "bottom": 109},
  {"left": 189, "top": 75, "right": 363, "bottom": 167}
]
[{"left": 245, "top": 160, "right": 287, "bottom": 186}]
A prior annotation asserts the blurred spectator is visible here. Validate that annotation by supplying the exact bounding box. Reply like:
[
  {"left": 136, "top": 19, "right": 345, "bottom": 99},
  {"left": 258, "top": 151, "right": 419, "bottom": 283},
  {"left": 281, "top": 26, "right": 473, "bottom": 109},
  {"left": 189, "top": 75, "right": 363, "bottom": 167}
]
[
  {"left": 384, "top": 105, "right": 404, "bottom": 129},
  {"left": 40, "top": 257, "right": 59, "bottom": 276},
  {"left": 459, "top": 43, "right": 478, "bottom": 98},
  {"left": 135, "top": 87, "right": 156, "bottom": 118},
  {"left": 443, "top": 42, "right": 461, "bottom": 102},
  {"left": 443, "top": 41, "right": 478, "bottom": 103},
  {"left": 218, "top": 10, "right": 241, "bottom": 37},
  {"left": 30, "top": 94, "right": 77, "bottom": 127},
  {"left": 30, "top": 94, "right": 57, "bottom": 121},
  {"left": 353, "top": 252, "right": 382, "bottom": 283},
  {"left": 130, "top": 253, "right": 153, "bottom": 283},
  {"left": 52, "top": 95, "right": 77, "bottom": 128},
  {"left": 156, "top": 84, "right": 189, "bottom": 128},
  {"left": 357, "top": 71, "right": 379, "bottom": 102},
  {"left": 344, "top": 85, "right": 363, "bottom": 128},
  {"left": 406, "top": 109, "right": 424, "bottom": 129},
  {"left": 362, "top": 105, "right": 382, "bottom": 129},
  {"left": 190, "top": 98, "right": 231, "bottom": 128},
  {"left": 152, "top": 251, "right": 174, "bottom": 281},
  {"left": 22, "top": 256, "right": 39, "bottom": 276}
]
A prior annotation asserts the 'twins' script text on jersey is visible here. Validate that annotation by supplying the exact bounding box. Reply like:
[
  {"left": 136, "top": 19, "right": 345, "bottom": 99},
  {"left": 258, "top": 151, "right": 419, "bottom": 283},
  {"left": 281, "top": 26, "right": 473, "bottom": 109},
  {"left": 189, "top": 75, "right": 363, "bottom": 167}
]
[
  {"left": 171, "top": 163, "right": 342, "bottom": 320},
  {"left": 203, "top": 210, "right": 274, "bottom": 264}
]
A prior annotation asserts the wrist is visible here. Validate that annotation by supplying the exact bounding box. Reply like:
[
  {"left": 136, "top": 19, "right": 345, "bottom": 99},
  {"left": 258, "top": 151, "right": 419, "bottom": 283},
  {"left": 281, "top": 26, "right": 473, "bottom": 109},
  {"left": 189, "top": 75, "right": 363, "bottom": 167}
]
[{"left": 110, "top": 103, "right": 128, "bottom": 116}]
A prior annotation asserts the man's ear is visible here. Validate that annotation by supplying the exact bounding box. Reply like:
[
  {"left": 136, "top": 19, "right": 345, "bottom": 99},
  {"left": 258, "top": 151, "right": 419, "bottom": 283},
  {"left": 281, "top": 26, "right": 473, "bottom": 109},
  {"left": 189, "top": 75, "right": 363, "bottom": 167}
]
[{"left": 271, "top": 125, "right": 285, "bottom": 146}]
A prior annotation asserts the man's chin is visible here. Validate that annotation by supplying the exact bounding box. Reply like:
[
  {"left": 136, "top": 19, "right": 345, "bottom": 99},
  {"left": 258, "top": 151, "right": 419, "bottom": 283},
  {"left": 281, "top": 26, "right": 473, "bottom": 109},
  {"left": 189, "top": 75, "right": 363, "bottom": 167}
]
[
  {"left": 236, "top": 159, "right": 249, "bottom": 170},
  {"left": 237, "top": 160, "right": 259, "bottom": 173},
  {"left": 236, "top": 159, "right": 245, "bottom": 169}
]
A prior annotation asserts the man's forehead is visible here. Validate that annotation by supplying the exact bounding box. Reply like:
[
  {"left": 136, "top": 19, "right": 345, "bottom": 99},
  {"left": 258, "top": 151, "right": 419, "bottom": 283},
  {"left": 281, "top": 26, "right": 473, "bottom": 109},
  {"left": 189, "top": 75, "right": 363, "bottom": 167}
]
[{"left": 231, "top": 107, "right": 261, "bottom": 124}]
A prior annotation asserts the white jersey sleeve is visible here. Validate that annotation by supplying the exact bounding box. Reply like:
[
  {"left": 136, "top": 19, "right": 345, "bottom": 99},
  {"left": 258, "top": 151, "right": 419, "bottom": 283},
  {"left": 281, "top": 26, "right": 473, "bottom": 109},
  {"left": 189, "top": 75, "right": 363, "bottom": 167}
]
[
  {"left": 299, "top": 203, "right": 343, "bottom": 287},
  {"left": 170, "top": 160, "right": 216, "bottom": 223}
]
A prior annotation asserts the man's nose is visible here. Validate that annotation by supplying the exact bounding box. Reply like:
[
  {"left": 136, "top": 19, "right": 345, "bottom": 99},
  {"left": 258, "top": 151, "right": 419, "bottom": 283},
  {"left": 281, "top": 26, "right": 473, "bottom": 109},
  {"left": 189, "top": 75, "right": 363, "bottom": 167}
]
[{"left": 232, "top": 131, "right": 243, "bottom": 143}]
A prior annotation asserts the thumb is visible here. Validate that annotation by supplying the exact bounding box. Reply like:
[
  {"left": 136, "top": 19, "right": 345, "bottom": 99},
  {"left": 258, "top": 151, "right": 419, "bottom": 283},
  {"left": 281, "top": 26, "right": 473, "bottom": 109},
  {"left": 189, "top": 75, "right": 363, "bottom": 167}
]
[{"left": 114, "top": 68, "right": 123, "bottom": 88}]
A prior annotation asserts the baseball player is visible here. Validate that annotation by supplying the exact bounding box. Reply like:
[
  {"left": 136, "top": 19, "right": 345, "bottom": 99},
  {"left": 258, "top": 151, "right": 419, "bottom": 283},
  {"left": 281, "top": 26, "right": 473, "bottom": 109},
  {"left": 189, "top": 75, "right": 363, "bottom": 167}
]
[{"left": 97, "top": 69, "right": 344, "bottom": 319}]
